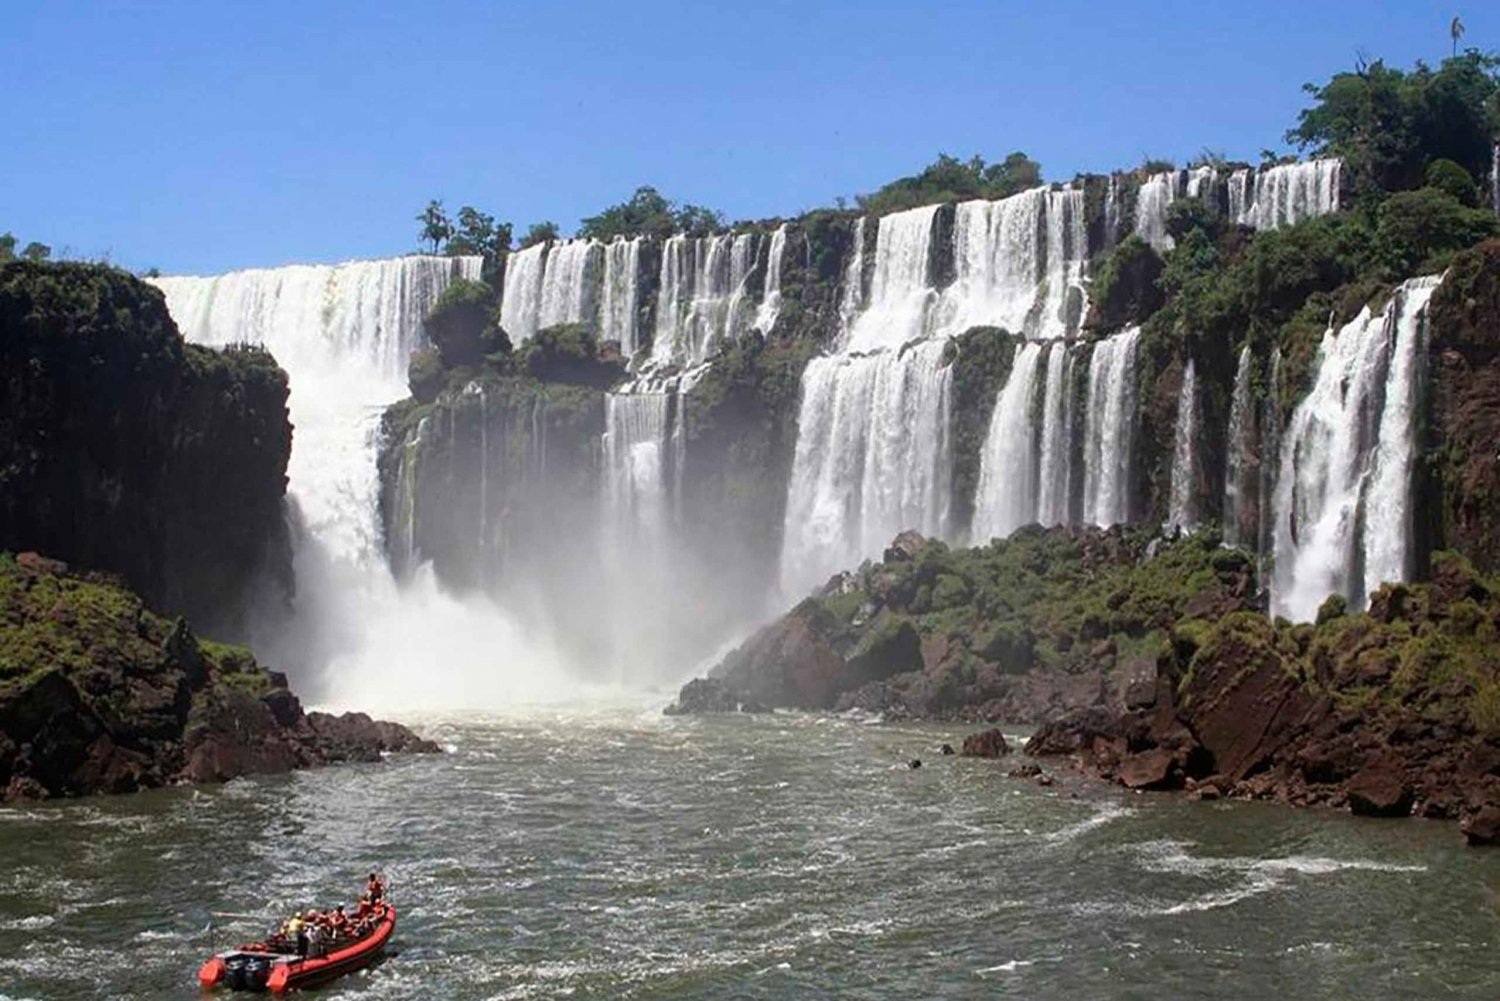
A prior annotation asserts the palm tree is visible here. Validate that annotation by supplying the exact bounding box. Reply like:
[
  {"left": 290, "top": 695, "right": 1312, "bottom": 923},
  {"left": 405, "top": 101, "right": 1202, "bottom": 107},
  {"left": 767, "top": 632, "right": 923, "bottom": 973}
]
[{"left": 1451, "top": 16, "right": 1465, "bottom": 58}]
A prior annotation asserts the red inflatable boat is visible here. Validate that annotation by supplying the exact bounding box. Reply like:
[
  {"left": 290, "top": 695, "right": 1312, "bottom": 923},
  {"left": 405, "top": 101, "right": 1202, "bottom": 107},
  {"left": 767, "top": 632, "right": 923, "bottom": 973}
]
[{"left": 197, "top": 905, "right": 395, "bottom": 994}]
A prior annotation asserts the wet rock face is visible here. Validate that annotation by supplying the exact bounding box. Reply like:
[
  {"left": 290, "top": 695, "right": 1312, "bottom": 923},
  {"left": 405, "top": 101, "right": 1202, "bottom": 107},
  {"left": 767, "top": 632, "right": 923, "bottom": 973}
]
[{"left": 0, "top": 555, "right": 435, "bottom": 801}]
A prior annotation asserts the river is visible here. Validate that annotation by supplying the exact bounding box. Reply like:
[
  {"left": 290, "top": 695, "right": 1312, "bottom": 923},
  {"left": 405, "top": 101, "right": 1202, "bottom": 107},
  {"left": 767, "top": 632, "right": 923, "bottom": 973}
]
[{"left": 3, "top": 704, "right": 1499, "bottom": 999}]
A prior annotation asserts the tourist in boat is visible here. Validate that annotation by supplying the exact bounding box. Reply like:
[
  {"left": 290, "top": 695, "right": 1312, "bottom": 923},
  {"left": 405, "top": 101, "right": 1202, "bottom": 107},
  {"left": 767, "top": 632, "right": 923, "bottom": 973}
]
[{"left": 367, "top": 872, "right": 384, "bottom": 902}]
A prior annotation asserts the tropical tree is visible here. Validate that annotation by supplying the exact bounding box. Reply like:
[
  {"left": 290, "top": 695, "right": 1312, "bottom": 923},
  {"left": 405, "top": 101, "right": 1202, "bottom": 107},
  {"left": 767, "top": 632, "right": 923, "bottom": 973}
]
[
  {"left": 1452, "top": 16, "right": 1465, "bottom": 58},
  {"left": 446, "top": 206, "right": 512, "bottom": 261},
  {"left": 0, "top": 232, "right": 14, "bottom": 263},
  {"left": 20, "top": 242, "right": 50, "bottom": 262},
  {"left": 417, "top": 200, "right": 453, "bottom": 253}
]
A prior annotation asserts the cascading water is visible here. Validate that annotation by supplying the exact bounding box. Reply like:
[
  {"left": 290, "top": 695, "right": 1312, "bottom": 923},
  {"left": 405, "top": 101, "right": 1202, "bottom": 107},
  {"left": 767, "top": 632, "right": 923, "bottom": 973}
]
[
  {"left": 1228, "top": 170, "right": 1250, "bottom": 224},
  {"left": 781, "top": 205, "right": 950, "bottom": 598},
  {"left": 1185, "top": 165, "right": 1217, "bottom": 201},
  {"left": 651, "top": 232, "right": 758, "bottom": 366},
  {"left": 601, "top": 236, "right": 643, "bottom": 359},
  {"left": 152, "top": 256, "right": 573, "bottom": 707},
  {"left": 1236, "top": 159, "right": 1342, "bottom": 230},
  {"left": 1134, "top": 171, "right": 1180, "bottom": 251},
  {"left": 499, "top": 243, "right": 548, "bottom": 345},
  {"left": 1270, "top": 275, "right": 1441, "bottom": 621},
  {"left": 1081, "top": 327, "right": 1141, "bottom": 527},
  {"left": 839, "top": 217, "right": 866, "bottom": 333},
  {"left": 1258, "top": 348, "right": 1283, "bottom": 567},
  {"left": 937, "top": 185, "right": 1087, "bottom": 340},
  {"left": 537, "top": 239, "right": 603, "bottom": 332},
  {"left": 754, "top": 225, "right": 788, "bottom": 334},
  {"left": 1491, "top": 143, "right": 1499, "bottom": 217},
  {"left": 1223, "top": 345, "right": 1256, "bottom": 548},
  {"left": 1167, "top": 358, "right": 1199, "bottom": 531},
  {"left": 1036, "top": 342, "right": 1076, "bottom": 527},
  {"left": 971, "top": 342, "right": 1046, "bottom": 541}
]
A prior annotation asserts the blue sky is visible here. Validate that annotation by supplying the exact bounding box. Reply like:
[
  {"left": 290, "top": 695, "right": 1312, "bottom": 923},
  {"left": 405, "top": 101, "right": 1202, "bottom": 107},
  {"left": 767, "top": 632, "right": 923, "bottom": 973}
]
[{"left": 2, "top": 1, "right": 1493, "bottom": 274}]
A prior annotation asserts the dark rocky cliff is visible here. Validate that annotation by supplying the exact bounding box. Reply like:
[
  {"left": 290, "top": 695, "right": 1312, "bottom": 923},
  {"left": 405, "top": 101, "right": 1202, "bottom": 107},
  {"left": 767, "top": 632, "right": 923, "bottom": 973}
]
[
  {"left": 0, "top": 261, "right": 293, "bottom": 639},
  {"left": 0, "top": 552, "right": 435, "bottom": 801}
]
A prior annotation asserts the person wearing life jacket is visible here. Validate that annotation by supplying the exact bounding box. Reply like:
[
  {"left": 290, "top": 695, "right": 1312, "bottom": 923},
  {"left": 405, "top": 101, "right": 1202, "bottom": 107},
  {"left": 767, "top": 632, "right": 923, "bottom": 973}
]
[
  {"left": 330, "top": 905, "right": 350, "bottom": 943},
  {"left": 285, "top": 913, "right": 307, "bottom": 958},
  {"left": 366, "top": 872, "right": 385, "bottom": 903}
]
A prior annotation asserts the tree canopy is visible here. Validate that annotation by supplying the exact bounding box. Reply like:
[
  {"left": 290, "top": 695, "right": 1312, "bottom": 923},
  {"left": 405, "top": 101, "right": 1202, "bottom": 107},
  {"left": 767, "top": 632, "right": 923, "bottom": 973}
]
[
  {"left": 578, "top": 186, "right": 725, "bottom": 241},
  {"left": 1286, "top": 50, "right": 1500, "bottom": 199},
  {"left": 856, "top": 152, "right": 1044, "bottom": 216}
]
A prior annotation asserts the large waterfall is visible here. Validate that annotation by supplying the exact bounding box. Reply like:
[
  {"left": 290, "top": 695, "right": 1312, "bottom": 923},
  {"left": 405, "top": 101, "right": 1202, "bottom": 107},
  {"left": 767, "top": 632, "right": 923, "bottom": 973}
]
[
  {"left": 1232, "top": 159, "right": 1342, "bottom": 231},
  {"left": 1270, "top": 275, "right": 1441, "bottom": 620},
  {"left": 971, "top": 342, "right": 1046, "bottom": 541},
  {"left": 601, "top": 236, "right": 644, "bottom": 358},
  {"left": 780, "top": 205, "right": 950, "bottom": 598},
  {"left": 1134, "top": 171, "right": 1180, "bottom": 251},
  {"left": 1167, "top": 358, "right": 1199, "bottom": 531},
  {"left": 650, "top": 232, "right": 759, "bottom": 367},
  {"left": 1081, "top": 327, "right": 1142, "bottom": 527},
  {"left": 937, "top": 185, "right": 1088, "bottom": 340},
  {"left": 501, "top": 240, "right": 604, "bottom": 345},
  {"left": 152, "top": 255, "right": 570, "bottom": 707}
]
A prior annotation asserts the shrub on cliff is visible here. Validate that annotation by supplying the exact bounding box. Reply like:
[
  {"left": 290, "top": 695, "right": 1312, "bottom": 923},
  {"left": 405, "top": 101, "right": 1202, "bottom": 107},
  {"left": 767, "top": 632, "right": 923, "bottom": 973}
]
[
  {"left": 517, "top": 323, "right": 625, "bottom": 388},
  {"left": 857, "top": 152, "right": 1044, "bottom": 216},
  {"left": 1375, "top": 186, "right": 1498, "bottom": 275},
  {"left": 1088, "top": 236, "right": 1164, "bottom": 331},
  {"left": 426, "top": 277, "right": 506, "bottom": 367}
]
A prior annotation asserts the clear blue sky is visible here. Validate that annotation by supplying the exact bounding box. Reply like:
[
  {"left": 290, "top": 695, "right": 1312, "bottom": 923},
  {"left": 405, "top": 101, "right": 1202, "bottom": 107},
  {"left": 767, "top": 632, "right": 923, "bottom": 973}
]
[{"left": 2, "top": 1, "right": 1493, "bottom": 275}]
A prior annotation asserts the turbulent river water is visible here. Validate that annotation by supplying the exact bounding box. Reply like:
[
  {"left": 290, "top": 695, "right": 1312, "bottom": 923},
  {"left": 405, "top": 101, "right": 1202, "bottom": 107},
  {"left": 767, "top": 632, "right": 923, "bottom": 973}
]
[{"left": 4, "top": 704, "right": 1500, "bottom": 1000}]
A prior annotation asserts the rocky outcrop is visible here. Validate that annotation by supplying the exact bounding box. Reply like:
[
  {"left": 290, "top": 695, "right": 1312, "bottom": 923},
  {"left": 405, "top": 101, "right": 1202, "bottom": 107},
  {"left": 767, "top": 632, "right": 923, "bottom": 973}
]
[
  {"left": 1025, "top": 552, "right": 1500, "bottom": 843},
  {"left": 0, "top": 261, "right": 292, "bottom": 639},
  {"left": 0, "top": 552, "right": 436, "bottom": 801},
  {"left": 669, "top": 524, "right": 1258, "bottom": 720},
  {"left": 1428, "top": 239, "right": 1500, "bottom": 575}
]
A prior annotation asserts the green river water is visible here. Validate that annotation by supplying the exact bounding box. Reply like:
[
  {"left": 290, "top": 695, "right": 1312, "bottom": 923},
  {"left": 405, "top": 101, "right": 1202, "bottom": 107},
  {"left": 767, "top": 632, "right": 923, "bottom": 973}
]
[{"left": 3, "top": 705, "right": 1499, "bottom": 999}]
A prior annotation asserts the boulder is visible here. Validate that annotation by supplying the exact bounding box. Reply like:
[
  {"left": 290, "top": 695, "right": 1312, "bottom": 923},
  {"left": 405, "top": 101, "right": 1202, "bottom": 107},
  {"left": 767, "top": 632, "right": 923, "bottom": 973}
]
[
  {"left": 1461, "top": 805, "right": 1500, "bottom": 845},
  {"left": 1347, "top": 758, "right": 1415, "bottom": 817},
  {"left": 1118, "top": 749, "right": 1176, "bottom": 790},
  {"left": 960, "top": 728, "right": 1010, "bottom": 758},
  {"left": 664, "top": 677, "right": 740, "bottom": 715},
  {"left": 883, "top": 530, "right": 927, "bottom": 563}
]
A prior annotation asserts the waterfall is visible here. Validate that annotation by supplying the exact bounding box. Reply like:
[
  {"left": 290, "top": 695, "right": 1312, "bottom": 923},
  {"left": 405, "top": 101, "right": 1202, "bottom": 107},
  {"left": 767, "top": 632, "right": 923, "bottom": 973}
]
[
  {"left": 1237, "top": 159, "right": 1342, "bottom": 230},
  {"left": 937, "top": 185, "right": 1087, "bottom": 340},
  {"left": 152, "top": 256, "right": 562, "bottom": 706},
  {"left": 754, "top": 225, "right": 788, "bottom": 334},
  {"left": 601, "top": 237, "right": 643, "bottom": 358},
  {"left": 604, "top": 391, "right": 676, "bottom": 544},
  {"left": 1270, "top": 275, "right": 1441, "bottom": 621},
  {"left": 499, "top": 243, "right": 548, "bottom": 345},
  {"left": 651, "top": 232, "right": 758, "bottom": 366},
  {"left": 780, "top": 342, "right": 952, "bottom": 598},
  {"left": 971, "top": 342, "right": 1046, "bottom": 541},
  {"left": 1036, "top": 342, "right": 1076, "bottom": 527},
  {"left": 1167, "top": 358, "right": 1199, "bottom": 531},
  {"left": 1258, "top": 348, "right": 1283, "bottom": 569},
  {"left": 1081, "top": 327, "right": 1141, "bottom": 526},
  {"left": 1185, "top": 166, "right": 1217, "bottom": 201},
  {"left": 1103, "top": 174, "right": 1121, "bottom": 252},
  {"left": 1134, "top": 171, "right": 1180, "bottom": 251},
  {"left": 538, "top": 239, "right": 603, "bottom": 332},
  {"left": 1491, "top": 144, "right": 1499, "bottom": 217},
  {"left": 844, "top": 206, "right": 939, "bottom": 352},
  {"left": 1228, "top": 170, "right": 1250, "bottom": 224},
  {"left": 1223, "top": 345, "right": 1255, "bottom": 548},
  {"left": 839, "top": 217, "right": 866, "bottom": 333}
]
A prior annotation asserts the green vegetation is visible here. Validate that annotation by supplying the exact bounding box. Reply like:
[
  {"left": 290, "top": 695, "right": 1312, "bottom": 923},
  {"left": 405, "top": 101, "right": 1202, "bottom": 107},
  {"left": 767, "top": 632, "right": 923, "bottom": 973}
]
[
  {"left": 1286, "top": 50, "right": 1499, "bottom": 200},
  {"left": 519, "top": 221, "right": 560, "bottom": 248},
  {"left": 415, "top": 200, "right": 513, "bottom": 264},
  {"left": 579, "top": 185, "right": 725, "bottom": 241},
  {"left": 856, "top": 152, "right": 1043, "bottom": 216},
  {"left": 798, "top": 526, "right": 1252, "bottom": 683}
]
